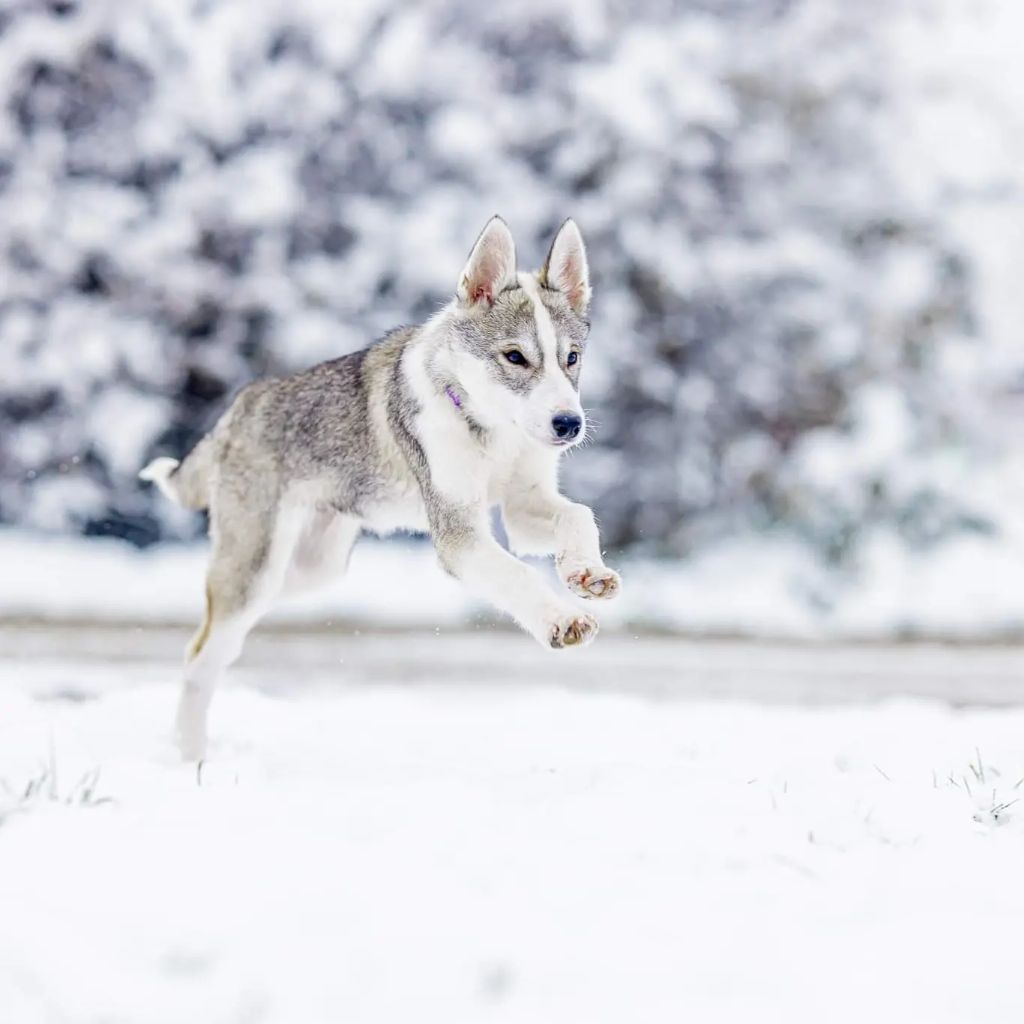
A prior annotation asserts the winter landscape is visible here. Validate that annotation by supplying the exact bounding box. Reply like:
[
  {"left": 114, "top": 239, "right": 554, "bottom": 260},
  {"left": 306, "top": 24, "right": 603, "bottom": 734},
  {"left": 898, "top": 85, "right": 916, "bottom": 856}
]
[
  {"left": 3, "top": 1, "right": 1024, "bottom": 1021},
  {"left": 5, "top": 625, "right": 1024, "bottom": 1024}
]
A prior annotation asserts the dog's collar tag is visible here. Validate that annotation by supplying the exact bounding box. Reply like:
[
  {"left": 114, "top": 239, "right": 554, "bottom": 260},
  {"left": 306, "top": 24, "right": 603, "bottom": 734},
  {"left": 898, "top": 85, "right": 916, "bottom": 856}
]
[{"left": 445, "top": 385, "right": 463, "bottom": 410}]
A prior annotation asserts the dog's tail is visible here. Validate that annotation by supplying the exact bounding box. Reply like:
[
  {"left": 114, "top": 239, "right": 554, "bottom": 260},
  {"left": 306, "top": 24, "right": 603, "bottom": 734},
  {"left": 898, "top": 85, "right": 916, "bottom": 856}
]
[{"left": 139, "top": 434, "right": 215, "bottom": 511}]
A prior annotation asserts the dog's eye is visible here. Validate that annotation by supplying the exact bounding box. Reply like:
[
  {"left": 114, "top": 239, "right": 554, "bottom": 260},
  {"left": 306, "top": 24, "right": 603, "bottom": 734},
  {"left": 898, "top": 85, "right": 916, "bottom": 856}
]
[
  {"left": 504, "top": 349, "right": 528, "bottom": 367},
  {"left": 567, "top": 351, "right": 579, "bottom": 367}
]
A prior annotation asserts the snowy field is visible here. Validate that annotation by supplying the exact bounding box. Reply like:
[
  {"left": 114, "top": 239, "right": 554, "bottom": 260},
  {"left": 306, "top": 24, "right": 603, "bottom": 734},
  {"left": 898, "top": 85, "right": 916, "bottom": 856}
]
[
  {"left": 3, "top": 624, "right": 1024, "bottom": 1023},
  {"left": 6, "top": 530, "right": 1024, "bottom": 640}
]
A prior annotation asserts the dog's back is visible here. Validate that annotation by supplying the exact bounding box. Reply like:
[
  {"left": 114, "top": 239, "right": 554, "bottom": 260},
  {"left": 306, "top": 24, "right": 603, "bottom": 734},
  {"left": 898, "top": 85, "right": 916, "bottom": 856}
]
[{"left": 142, "top": 326, "right": 416, "bottom": 518}]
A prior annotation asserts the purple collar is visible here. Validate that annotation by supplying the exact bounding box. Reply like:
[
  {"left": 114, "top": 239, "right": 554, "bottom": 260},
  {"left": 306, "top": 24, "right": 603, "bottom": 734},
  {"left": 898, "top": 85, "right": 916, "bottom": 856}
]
[{"left": 445, "top": 385, "right": 463, "bottom": 410}]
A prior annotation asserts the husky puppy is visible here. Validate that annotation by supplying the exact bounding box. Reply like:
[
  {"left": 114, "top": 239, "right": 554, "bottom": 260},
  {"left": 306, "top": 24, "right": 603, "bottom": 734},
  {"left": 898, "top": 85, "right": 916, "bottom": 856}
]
[{"left": 141, "top": 216, "right": 621, "bottom": 759}]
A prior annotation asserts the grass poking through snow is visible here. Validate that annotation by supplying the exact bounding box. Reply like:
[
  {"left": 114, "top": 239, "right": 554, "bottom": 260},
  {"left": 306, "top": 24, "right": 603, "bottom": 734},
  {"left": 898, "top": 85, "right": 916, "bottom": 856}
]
[{"left": 0, "top": 739, "right": 111, "bottom": 827}]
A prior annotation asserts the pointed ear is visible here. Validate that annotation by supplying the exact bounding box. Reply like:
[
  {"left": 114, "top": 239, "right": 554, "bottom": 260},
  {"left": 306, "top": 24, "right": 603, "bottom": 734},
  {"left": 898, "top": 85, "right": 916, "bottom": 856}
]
[
  {"left": 457, "top": 216, "right": 517, "bottom": 307},
  {"left": 540, "top": 218, "right": 591, "bottom": 317}
]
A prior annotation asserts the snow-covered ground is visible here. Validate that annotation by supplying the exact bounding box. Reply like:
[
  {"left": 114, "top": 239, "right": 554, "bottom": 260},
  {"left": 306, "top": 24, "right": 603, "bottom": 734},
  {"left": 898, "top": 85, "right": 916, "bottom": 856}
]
[
  {"left": 5, "top": 528, "right": 1024, "bottom": 640},
  {"left": 3, "top": 625, "right": 1024, "bottom": 1023}
]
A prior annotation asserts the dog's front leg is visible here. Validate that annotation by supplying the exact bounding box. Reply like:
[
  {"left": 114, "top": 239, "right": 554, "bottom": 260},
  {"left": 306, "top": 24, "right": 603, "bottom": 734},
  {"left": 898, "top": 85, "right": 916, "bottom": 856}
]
[
  {"left": 502, "top": 472, "right": 621, "bottom": 603},
  {"left": 433, "top": 511, "right": 598, "bottom": 649},
  {"left": 552, "top": 500, "right": 622, "bottom": 601}
]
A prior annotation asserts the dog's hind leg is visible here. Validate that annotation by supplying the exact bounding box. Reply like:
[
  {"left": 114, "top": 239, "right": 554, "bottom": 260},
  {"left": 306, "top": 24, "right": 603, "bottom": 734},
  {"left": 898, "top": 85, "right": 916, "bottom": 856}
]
[
  {"left": 282, "top": 509, "right": 362, "bottom": 596},
  {"left": 176, "top": 499, "right": 303, "bottom": 761}
]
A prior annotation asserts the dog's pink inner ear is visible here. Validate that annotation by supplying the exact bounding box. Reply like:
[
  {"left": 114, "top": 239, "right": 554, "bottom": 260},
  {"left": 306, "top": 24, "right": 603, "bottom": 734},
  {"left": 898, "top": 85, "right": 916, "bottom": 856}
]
[
  {"left": 462, "top": 254, "right": 503, "bottom": 305},
  {"left": 546, "top": 222, "right": 591, "bottom": 316},
  {"left": 554, "top": 253, "right": 587, "bottom": 311},
  {"left": 459, "top": 218, "right": 517, "bottom": 307}
]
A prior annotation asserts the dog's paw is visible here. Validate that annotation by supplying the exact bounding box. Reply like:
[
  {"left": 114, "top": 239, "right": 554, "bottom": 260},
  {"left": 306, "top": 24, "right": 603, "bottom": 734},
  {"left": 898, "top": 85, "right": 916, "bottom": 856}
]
[
  {"left": 563, "top": 566, "right": 621, "bottom": 601},
  {"left": 548, "top": 611, "right": 599, "bottom": 650}
]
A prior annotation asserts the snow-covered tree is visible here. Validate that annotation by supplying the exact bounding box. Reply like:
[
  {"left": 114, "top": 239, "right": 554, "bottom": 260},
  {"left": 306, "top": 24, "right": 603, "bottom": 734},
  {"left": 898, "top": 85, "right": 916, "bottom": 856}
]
[{"left": 0, "top": 0, "right": 1000, "bottom": 558}]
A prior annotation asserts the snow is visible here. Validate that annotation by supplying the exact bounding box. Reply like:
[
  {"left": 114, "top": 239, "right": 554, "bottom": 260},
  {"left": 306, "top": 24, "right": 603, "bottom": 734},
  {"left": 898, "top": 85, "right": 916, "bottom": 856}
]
[
  {"left": 2, "top": 629, "right": 1024, "bottom": 1023},
  {"left": 5, "top": 528, "right": 1024, "bottom": 641},
  {"left": 5, "top": 4, "right": 1024, "bottom": 1005},
  {"left": 5, "top": 0, "right": 1023, "bottom": 561}
]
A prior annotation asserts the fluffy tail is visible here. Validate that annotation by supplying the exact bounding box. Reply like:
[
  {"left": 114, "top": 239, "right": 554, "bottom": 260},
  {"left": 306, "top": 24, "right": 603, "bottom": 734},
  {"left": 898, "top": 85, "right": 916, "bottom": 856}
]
[
  {"left": 139, "top": 456, "right": 181, "bottom": 502},
  {"left": 139, "top": 435, "right": 215, "bottom": 510}
]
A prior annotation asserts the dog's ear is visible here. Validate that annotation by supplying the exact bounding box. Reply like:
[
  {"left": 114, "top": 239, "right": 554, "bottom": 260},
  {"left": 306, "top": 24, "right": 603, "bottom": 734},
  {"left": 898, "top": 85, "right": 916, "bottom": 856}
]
[
  {"left": 458, "top": 216, "right": 517, "bottom": 307},
  {"left": 540, "top": 219, "right": 591, "bottom": 317}
]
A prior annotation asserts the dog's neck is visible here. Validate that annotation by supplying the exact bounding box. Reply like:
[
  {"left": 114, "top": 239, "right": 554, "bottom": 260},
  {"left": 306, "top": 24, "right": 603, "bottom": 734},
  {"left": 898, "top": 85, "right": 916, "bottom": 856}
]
[
  {"left": 431, "top": 371, "right": 488, "bottom": 442},
  {"left": 414, "top": 330, "right": 491, "bottom": 442},
  {"left": 444, "top": 381, "right": 488, "bottom": 442}
]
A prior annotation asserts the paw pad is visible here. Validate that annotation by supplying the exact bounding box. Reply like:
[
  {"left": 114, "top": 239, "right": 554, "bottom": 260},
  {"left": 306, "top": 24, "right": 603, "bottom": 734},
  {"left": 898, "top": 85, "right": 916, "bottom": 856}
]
[
  {"left": 565, "top": 567, "right": 621, "bottom": 601},
  {"left": 549, "top": 614, "right": 598, "bottom": 649}
]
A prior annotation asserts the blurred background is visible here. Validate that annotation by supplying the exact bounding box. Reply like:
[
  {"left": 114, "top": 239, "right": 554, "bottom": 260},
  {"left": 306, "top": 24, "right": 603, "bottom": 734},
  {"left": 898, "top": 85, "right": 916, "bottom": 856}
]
[
  {"left": 2, "top": 0, "right": 1024, "bottom": 634},
  {"left": 6, "top": 8, "right": 1024, "bottom": 1018}
]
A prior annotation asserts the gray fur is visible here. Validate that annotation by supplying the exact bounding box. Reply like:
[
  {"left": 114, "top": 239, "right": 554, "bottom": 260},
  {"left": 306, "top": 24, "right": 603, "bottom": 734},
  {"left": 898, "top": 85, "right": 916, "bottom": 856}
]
[
  {"left": 448, "top": 285, "right": 586, "bottom": 396},
  {"left": 141, "top": 215, "right": 619, "bottom": 761}
]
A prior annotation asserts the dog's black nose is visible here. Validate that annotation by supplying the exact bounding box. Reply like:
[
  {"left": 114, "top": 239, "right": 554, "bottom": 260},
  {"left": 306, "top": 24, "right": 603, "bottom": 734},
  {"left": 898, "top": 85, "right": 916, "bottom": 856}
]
[{"left": 551, "top": 412, "right": 583, "bottom": 441}]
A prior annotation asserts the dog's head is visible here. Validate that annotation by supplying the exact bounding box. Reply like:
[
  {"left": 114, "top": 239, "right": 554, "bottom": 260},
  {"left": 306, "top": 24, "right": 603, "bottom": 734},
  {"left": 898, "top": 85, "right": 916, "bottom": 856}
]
[{"left": 443, "top": 216, "right": 592, "bottom": 449}]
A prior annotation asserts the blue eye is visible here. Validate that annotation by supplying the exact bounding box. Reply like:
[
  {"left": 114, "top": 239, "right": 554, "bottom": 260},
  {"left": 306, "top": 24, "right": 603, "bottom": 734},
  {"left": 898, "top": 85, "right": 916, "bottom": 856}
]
[
  {"left": 504, "top": 349, "right": 528, "bottom": 366},
  {"left": 567, "top": 351, "right": 579, "bottom": 366}
]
